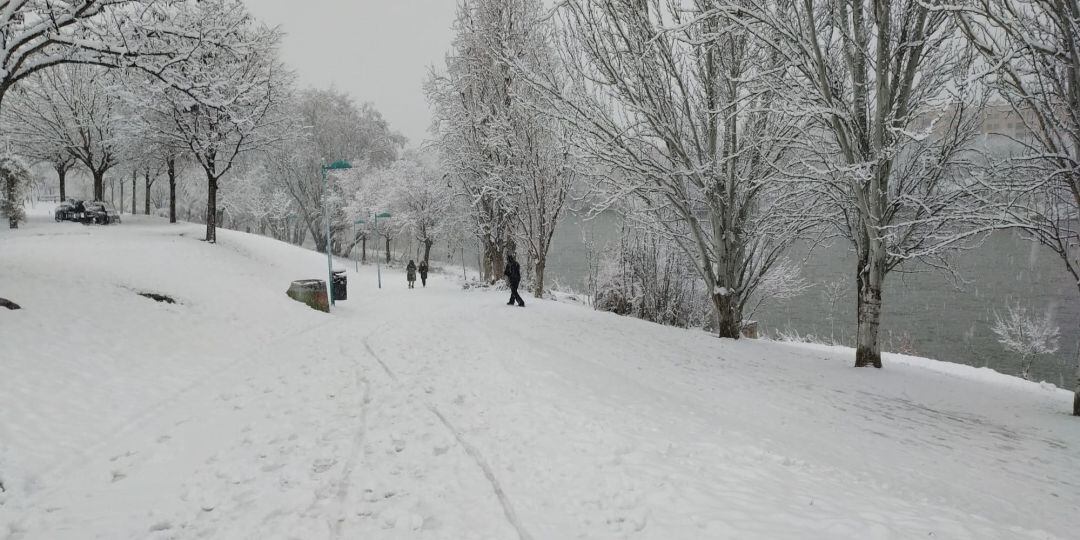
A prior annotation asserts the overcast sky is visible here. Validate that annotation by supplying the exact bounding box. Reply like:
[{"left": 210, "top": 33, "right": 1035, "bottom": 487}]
[{"left": 243, "top": 0, "right": 459, "bottom": 146}]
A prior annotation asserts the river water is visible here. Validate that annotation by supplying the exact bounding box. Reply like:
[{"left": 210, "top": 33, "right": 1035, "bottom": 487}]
[{"left": 504, "top": 211, "right": 1079, "bottom": 385}]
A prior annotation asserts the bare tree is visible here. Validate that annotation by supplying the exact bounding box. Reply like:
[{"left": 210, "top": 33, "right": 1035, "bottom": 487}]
[
  {"left": 951, "top": 0, "right": 1080, "bottom": 414},
  {"left": 266, "top": 88, "right": 404, "bottom": 254},
  {"left": 737, "top": 0, "right": 990, "bottom": 363},
  {"left": 0, "top": 113, "right": 78, "bottom": 201},
  {"left": 0, "top": 1, "right": 254, "bottom": 115},
  {"left": 991, "top": 302, "right": 1061, "bottom": 381},
  {"left": 522, "top": 0, "right": 821, "bottom": 336},
  {"left": 0, "top": 1, "right": 129, "bottom": 110},
  {"left": 389, "top": 153, "right": 451, "bottom": 266},
  {"left": 427, "top": 0, "right": 533, "bottom": 284},
  {"left": 133, "top": 0, "right": 289, "bottom": 243},
  {"left": 513, "top": 122, "right": 575, "bottom": 298},
  {"left": 3, "top": 65, "right": 122, "bottom": 200}
]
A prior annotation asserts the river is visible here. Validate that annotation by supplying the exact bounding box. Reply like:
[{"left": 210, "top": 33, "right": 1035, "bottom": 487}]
[{"left": 477, "top": 211, "right": 1079, "bottom": 385}]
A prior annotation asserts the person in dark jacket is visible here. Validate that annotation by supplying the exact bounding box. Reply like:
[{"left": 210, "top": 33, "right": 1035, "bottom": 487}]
[
  {"left": 419, "top": 261, "right": 429, "bottom": 287},
  {"left": 406, "top": 260, "right": 417, "bottom": 289},
  {"left": 504, "top": 254, "right": 524, "bottom": 307}
]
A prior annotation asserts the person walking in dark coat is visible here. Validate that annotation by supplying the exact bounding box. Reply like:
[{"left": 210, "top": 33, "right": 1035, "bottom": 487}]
[
  {"left": 419, "top": 261, "right": 429, "bottom": 287},
  {"left": 406, "top": 260, "right": 417, "bottom": 289},
  {"left": 504, "top": 254, "right": 524, "bottom": 307}
]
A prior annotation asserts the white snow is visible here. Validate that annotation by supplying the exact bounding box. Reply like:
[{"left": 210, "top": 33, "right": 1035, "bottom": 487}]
[{"left": 1, "top": 213, "right": 1077, "bottom": 539}]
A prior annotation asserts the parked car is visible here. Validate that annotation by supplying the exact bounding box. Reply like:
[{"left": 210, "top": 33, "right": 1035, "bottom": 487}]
[
  {"left": 80, "top": 201, "right": 121, "bottom": 225},
  {"left": 54, "top": 200, "right": 78, "bottom": 222}
]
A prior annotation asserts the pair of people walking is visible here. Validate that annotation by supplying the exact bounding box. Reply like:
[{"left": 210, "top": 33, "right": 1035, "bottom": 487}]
[
  {"left": 406, "top": 260, "right": 428, "bottom": 289},
  {"left": 404, "top": 253, "right": 522, "bottom": 307}
]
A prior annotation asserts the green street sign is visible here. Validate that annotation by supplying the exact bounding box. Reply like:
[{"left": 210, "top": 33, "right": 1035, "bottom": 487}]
[{"left": 324, "top": 160, "right": 353, "bottom": 170}]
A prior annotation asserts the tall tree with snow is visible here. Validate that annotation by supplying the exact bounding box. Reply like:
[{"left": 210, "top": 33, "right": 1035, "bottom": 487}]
[
  {"left": 133, "top": 0, "right": 288, "bottom": 243},
  {"left": 265, "top": 88, "right": 403, "bottom": 255},
  {"left": 0, "top": 106, "right": 78, "bottom": 201},
  {"left": 524, "top": 0, "right": 820, "bottom": 336},
  {"left": 386, "top": 154, "right": 451, "bottom": 267},
  {"left": 428, "top": 0, "right": 574, "bottom": 292},
  {"left": 3, "top": 65, "right": 123, "bottom": 201},
  {"left": 115, "top": 71, "right": 191, "bottom": 222},
  {"left": 950, "top": 0, "right": 1080, "bottom": 414},
  {"left": 427, "top": 0, "right": 528, "bottom": 284},
  {"left": 0, "top": 1, "right": 235, "bottom": 114},
  {"left": 739, "top": 0, "right": 989, "bottom": 364},
  {"left": 0, "top": 0, "right": 125, "bottom": 110}
]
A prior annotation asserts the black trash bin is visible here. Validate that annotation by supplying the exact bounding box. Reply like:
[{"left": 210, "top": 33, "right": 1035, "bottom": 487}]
[{"left": 332, "top": 269, "right": 347, "bottom": 301}]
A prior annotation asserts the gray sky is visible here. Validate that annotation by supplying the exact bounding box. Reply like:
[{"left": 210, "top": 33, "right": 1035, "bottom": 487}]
[{"left": 243, "top": 0, "right": 459, "bottom": 146}]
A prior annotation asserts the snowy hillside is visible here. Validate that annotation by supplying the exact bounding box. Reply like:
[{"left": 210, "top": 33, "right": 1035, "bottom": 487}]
[{"left": 1, "top": 214, "right": 1077, "bottom": 540}]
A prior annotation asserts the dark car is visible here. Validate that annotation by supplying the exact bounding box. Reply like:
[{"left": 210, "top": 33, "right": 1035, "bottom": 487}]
[
  {"left": 54, "top": 200, "right": 78, "bottom": 222},
  {"left": 80, "top": 201, "right": 121, "bottom": 225}
]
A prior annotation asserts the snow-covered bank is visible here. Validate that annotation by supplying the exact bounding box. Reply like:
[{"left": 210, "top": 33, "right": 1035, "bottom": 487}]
[{"left": 1, "top": 216, "right": 1077, "bottom": 539}]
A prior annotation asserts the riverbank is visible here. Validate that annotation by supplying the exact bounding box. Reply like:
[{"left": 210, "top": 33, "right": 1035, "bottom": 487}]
[{"left": 2, "top": 213, "right": 1078, "bottom": 538}]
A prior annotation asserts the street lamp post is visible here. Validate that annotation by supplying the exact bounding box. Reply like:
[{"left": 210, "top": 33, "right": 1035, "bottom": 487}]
[{"left": 321, "top": 160, "right": 353, "bottom": 309}]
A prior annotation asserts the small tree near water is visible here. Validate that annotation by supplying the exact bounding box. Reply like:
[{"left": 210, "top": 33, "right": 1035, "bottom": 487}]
[
  {"left": 0, "top": 154, "right": 31, "bottom": 229},
  {"left": 991, "top": 303, "right": 1060, "bottom": 381}
]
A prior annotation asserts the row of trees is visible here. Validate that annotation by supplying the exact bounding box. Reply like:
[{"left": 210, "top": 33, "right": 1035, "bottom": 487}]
[
  {"left": 426, "top": 0, "right": 577, "bottom": 298},
  {"left": 0, "top": 1, "right": 447, "bottom": 266},
  {"left": 0, "top": 0, "right": 287, "bottom": 242},
  {"left": 426, "top": 0, "right": 1078, "bottom": 414}
]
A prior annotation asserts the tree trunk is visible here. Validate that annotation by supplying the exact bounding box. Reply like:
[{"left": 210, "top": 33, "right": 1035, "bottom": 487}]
[
  {"left": 1073, "top": 364, "right": 1079, "bottom": 416},
  {"left": 361, "top": 236, "right": 367, "bottom": 264},
  {"left": 206, "top": 174, "right": 218, "bottom": 243},
  {"left": 482, "top": 239, "right": 506, "bottom": 284},
  {"left": 423, "top": 239, "right": 434, "bottom": 267},
  {"left": 144, "top": 171, "right": 152, "bottom": 215},
  {"left": 1073, "top": 328, "right": 1080, "bottom": 416},
  {"left": 385, "top": 236, "right": 392, "bottom": 263},
  {"left": 855, "top": 246, "right": 886, "bottom": 368},
  {"left": 57, "top": 167, "right": 67, "bottom": 201},
  {"left": 167, "top": 159, "right": 177, "bottom": 223},
  {"left": 94, "top": 170, "right": 106, "bottom": 202},
  {"left": 533, "top": 258, "right": 546, "bottom": 298},
  {"left": 131, "top": 169, "right": 137, "bottom": 215},
  {"left": 712, "top": 291, "right": 742, "bottom": 339},
  {"left": 5, "top": 177, "right": 16, "bottom": 229}
]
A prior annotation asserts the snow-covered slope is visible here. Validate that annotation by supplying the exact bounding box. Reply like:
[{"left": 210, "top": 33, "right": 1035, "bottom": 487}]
[{"left": 1, "top": 215, "right": 1077, "bottom": 539}]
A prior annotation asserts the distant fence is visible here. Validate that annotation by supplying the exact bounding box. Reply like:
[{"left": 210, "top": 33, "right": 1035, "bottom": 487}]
[{"left": 37, "top": 194, "right": 60, "bottom": 203}]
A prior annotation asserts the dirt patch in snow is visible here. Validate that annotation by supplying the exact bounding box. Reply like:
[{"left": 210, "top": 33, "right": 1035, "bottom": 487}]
[{"left": 138, "top": 292, "right": 177, "bottom": 304}]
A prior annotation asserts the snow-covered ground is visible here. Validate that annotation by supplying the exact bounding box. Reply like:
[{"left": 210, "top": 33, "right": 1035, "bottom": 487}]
[{"left": 1, "top": 212, "right": 1077, "bottom": 539}]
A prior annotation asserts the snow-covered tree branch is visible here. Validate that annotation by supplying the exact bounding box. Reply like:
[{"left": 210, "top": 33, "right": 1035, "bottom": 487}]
[
  {"left": 946, "top": 0, "right": 1080, "bottom": 415},
  {"left": 519, "top": 0, "right": 822, "bottom": 337}
]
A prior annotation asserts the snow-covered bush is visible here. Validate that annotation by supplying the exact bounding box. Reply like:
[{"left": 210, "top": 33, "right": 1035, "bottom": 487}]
[
  {"left": 591, "top": 226, "right": 712, "bottom": 330},
  {"left": 990, "top": 303, "right": 1060, "bottom": 380},
  {"left": 0, "top": 153, "right": 32, "bottom": 229}
]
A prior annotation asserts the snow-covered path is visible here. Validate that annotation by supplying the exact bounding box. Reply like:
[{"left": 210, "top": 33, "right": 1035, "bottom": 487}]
[{"left": 1, "top": 215, "right": 1077, "bottom": 539}]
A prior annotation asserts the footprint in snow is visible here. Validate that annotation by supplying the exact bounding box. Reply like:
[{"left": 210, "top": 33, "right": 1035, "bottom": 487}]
[{"left": 311, "top": 458, "right": 336, "bottom": 474}]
